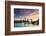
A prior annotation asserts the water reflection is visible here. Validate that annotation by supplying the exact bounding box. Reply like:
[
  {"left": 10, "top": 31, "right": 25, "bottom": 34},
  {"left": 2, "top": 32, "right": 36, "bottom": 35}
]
[{"left": 14, "top": 18, "right": 39, "bottom": 27}]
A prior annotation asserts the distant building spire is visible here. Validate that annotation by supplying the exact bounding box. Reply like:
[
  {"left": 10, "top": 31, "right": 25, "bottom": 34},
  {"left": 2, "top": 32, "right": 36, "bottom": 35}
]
[
  {"left": 31, "top": 19, "right": 32, "bottom": 24},
  {"left": 25, "top": 17, "right": 26, "bottom": 21}
]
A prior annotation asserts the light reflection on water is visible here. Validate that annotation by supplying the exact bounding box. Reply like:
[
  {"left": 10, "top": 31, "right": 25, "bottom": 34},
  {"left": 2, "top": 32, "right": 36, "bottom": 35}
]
[
  {"left": 14, "top": 23, "right": 25, "bottom": 27},
  {"left": 14, "top": 23, "right": 34, "bottom": 27}
]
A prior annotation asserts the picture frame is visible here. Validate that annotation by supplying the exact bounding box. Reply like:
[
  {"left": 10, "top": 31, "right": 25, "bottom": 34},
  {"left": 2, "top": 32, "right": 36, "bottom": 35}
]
[{"left": 5, "top": 1, "right": 45, "bottom": 35}]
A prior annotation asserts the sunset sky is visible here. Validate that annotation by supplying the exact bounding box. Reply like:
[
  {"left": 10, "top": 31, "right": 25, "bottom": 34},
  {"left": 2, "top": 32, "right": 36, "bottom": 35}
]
[{"left": 14, "top": 8, "right": 39, "bottom": 21}]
